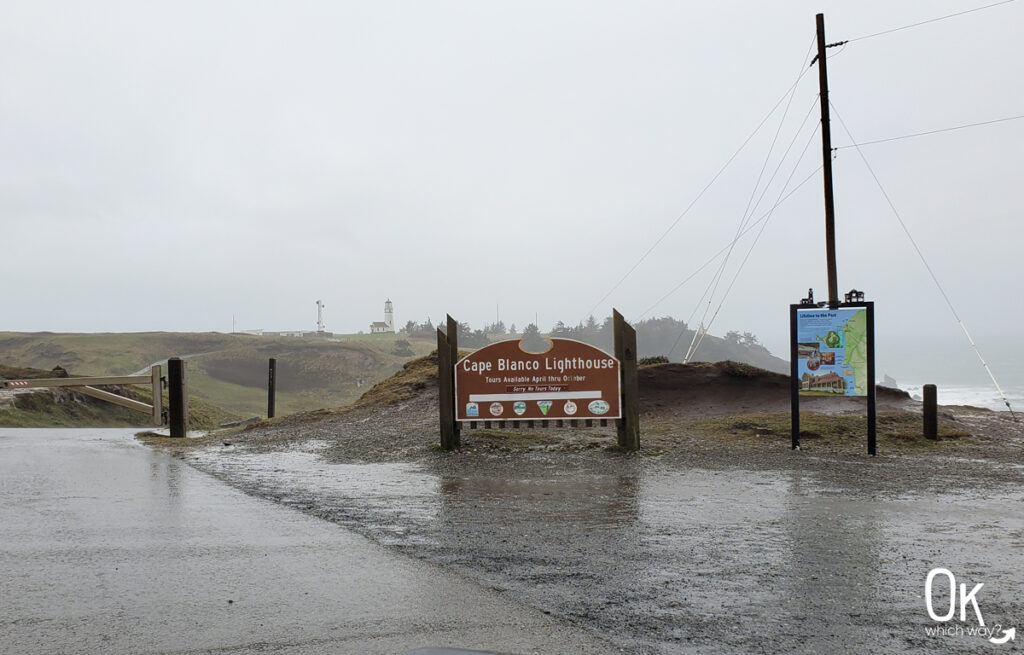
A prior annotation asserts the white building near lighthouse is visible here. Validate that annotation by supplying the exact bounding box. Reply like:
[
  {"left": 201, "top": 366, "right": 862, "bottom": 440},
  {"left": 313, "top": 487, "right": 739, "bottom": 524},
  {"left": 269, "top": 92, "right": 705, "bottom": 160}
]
[{"left": 370, "top": 299, "right": 395, "bottom": 334}]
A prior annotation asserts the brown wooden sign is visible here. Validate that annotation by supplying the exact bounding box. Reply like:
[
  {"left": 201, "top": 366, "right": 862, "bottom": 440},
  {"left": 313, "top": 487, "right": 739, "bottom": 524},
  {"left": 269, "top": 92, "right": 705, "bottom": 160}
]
[{"left": 454, "top": 338, "right": 621, "bottom": 422}]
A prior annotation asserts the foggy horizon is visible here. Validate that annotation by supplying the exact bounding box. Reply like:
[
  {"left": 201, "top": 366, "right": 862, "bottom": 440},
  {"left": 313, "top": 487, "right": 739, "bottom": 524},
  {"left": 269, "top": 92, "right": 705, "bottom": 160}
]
[{"left": 3, "top": 1, "right": 1022, "bottom": 380}]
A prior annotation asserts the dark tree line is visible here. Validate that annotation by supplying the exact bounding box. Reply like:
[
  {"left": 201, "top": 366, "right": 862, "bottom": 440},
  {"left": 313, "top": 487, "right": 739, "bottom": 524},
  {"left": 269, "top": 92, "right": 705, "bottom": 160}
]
[{"left": 400, "top": 314, "right": 777, "bottom": 369}]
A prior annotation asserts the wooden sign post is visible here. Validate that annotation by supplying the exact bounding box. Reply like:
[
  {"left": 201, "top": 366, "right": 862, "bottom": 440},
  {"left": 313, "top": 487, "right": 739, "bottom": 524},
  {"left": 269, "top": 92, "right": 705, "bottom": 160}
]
[
  {"left": 614, "top": 309, "right": 640, "bottom": 451},
  {"left": 436, "top": 315, "right": 460, "bottom": 451}
]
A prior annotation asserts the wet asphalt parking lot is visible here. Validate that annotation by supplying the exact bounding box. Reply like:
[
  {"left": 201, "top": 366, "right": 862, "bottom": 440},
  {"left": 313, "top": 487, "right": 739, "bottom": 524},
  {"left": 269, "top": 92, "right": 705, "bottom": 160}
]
[{"left": 0, "top": 429, "right": 616, "bottom": 654}]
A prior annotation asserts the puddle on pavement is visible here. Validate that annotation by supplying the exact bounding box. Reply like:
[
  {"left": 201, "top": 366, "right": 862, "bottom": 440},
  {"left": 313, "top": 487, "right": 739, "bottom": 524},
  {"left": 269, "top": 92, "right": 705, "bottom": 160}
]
[
  {"left": 187, "top": 445, "right": 1024, "bottom": 654},
  {"left": 191, "top": 449, "right": 441, "bottom": 545}
]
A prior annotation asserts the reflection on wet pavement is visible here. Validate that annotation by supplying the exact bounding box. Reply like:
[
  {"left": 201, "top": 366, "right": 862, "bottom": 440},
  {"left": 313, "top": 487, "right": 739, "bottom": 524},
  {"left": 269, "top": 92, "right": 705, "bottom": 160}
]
[{"left": 189, "top": 446, "right": 1024, "bottom": 654}]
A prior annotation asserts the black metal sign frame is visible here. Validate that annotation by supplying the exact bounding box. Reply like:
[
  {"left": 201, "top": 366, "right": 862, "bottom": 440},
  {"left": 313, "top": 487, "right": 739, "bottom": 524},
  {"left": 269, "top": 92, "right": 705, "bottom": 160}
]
[{"left": 789, "top": 301, "right": 876, "bottom": 455}]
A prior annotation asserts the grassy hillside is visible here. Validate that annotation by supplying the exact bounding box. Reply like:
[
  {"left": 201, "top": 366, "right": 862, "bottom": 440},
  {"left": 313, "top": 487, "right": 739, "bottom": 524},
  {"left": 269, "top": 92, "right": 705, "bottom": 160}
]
[
  {"left": 0, "top": 331, "right": 436, "bottom": 418},
  {"left": 0, "top": 327, "right": 787, "bottom": 420}
]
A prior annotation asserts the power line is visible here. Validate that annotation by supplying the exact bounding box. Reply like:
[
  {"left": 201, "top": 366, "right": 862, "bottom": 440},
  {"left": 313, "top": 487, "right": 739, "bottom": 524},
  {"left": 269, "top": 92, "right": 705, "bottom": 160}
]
[
  {"left": 684, "top": 70, "right": 815, "bottom": 362},
  {"left": 637, "top": 164, "right": 823, "bottom": 322},
  {"left": 577, "top": 38, "right": 817, "bottom": 324},
  {"left": 684, "top": 96, "right": 819, "bottom": 361},
  {"left": 684, "top": 119, "right": 822, "bottom": 362},
  {"left": 679, "top": 39, "right": 818, "bottom": 361},
  {"left": 834, "top": 113, "right": 1024, "bottom": 149},
  {"left": 847, "top": 0, "right": 1017, "bottom": 43},
  {"left": 829, "top": 100, "right": 1017, "bottom": 419}
]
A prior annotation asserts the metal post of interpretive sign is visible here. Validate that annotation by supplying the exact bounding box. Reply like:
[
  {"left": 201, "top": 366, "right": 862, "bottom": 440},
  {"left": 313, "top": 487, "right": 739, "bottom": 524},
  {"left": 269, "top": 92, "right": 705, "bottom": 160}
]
[{"left": 790, "top": 299, "right": 876, "bottom": 455}]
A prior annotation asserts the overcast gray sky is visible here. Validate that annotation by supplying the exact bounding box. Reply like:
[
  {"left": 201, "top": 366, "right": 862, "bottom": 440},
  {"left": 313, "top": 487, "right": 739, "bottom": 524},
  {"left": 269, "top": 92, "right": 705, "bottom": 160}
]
[{"left": 2, "top": 0, "right": 1021, "bottom": 362}]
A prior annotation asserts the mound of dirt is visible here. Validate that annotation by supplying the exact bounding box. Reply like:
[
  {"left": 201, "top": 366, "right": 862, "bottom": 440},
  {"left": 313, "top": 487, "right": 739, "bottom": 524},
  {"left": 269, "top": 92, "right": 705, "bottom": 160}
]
[{"left": 639, "top": 361, "right": 914, "bottom": 417}]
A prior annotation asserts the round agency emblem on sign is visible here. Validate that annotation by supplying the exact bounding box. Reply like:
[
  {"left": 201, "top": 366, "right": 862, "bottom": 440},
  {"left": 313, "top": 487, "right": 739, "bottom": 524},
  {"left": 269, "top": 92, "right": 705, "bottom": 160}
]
[
  {"left": 563, "top": 400, "right": 577, "bottom": 416},
  {"left": 588, "top": 399, "right": 610, "bottom": 415},
  {"left": 489, "top": 402, "right": 504, "bottom": 417},
  {"left": 513, "top": 401, "right": 527, "bottom": 416}
]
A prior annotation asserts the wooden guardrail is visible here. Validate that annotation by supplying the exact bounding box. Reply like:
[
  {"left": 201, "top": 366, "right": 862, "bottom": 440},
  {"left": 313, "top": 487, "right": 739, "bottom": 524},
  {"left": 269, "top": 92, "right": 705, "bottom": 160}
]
[{"left": 1, "top": 367, "right": 165, "bottom": 426}]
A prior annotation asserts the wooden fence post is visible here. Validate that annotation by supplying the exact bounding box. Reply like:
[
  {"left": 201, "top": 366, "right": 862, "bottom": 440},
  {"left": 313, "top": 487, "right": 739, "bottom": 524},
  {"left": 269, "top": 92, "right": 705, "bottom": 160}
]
[
  {"left": 923, "top": 384, "right": 938, "bottom": 440},
  {"left": 614, "top": 309, "right": 640, "bottom": 451},
  {"left": 167, "top": 357, "right": 188, "bottom": 438},
  {"left": 267, "top": 358, "right": 277, "bottom": 419}
]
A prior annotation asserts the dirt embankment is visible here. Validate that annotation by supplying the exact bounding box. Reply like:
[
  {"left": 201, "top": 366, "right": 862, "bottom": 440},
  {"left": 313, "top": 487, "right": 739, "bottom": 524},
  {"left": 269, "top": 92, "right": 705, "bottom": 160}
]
[
  {"left": 200, "top": 356, "right": 1004, "bottom": 465},
  {"left": 639, "top": 361, "right": 915, "bottom": 417}
]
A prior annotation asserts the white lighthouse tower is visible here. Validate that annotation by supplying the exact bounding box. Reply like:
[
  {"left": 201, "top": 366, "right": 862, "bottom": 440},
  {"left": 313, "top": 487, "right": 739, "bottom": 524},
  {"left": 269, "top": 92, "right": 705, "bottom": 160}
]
[{"left": 384, "top": 299, "right": 394, "bottom": 332}]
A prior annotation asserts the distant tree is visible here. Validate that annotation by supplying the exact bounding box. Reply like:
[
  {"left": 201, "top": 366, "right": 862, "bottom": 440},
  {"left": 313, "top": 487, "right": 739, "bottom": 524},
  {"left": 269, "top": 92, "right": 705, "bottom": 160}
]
[
  {"left": 457, "top": 322, "right": 490, "bottom": 348},
  {"left": 508, "top": 323, "right": 518, "bottom": 335},
  {"left": 404, "top": 318, "right": 436, "bottom": 339},
  {"left": 391, "top": 339, "right": 415, "bottom": 357},
  {"left": 725, "top": 330, "right": 763, "bottom": 348},
  {"left": 519, "top": 323, "right": 548, "bottom": 352}
]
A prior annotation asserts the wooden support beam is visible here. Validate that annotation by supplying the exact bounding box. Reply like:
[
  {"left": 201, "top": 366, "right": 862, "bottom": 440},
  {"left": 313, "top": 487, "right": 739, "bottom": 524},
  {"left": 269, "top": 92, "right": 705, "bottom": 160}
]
[{"left": 71, "top": 386, "right": 154, "bottom": 415}]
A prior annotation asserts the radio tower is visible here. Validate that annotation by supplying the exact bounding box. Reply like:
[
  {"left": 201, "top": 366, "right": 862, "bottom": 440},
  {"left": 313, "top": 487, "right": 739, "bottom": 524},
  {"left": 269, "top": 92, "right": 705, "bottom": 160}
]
[{"left": 315, "top": 300, "right": 326, "bottom": 334}]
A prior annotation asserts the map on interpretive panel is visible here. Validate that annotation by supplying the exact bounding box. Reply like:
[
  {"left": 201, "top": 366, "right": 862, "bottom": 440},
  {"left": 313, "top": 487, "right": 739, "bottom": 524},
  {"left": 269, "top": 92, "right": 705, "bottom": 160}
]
[{"left": 796, "top": 308, "right": 868, "bottom": 397}]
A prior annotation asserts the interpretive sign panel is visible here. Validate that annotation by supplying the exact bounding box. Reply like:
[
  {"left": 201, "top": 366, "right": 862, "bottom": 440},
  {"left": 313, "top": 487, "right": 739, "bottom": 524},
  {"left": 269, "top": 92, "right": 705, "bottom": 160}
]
[
  {"left": 795, "top": 307, "right": 869, "bottom": 397},
  {"left": 455, "top": 338, "right": 621, "bottom": 421}
]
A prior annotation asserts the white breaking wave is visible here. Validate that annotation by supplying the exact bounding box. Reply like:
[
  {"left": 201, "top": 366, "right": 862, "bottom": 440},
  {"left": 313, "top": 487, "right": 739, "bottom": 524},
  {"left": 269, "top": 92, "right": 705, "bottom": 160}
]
[{"left": 899, "top": 383, "right": 1024, "bottom": 412}]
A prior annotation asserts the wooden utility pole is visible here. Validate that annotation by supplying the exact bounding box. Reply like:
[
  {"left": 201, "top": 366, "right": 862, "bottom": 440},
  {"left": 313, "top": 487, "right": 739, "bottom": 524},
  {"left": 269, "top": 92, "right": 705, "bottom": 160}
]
[{"left": 816, "top": 12, "right": 839, "bottom": 307}]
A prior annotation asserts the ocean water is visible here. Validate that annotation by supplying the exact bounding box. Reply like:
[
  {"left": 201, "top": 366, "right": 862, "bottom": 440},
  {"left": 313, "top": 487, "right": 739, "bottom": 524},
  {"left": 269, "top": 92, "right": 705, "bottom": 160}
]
[
  {"left": 896, "top": 382, "right": 1023, "bottom": 412},
  {"left": 878, "top": 334, "right": 1023, "bottom": 413}
]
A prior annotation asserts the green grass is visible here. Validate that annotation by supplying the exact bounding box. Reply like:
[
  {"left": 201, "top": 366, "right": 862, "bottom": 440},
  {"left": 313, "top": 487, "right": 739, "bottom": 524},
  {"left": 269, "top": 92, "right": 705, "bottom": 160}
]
[{"left": 0, "top": 331, "right": 439, "bottom": 418}]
